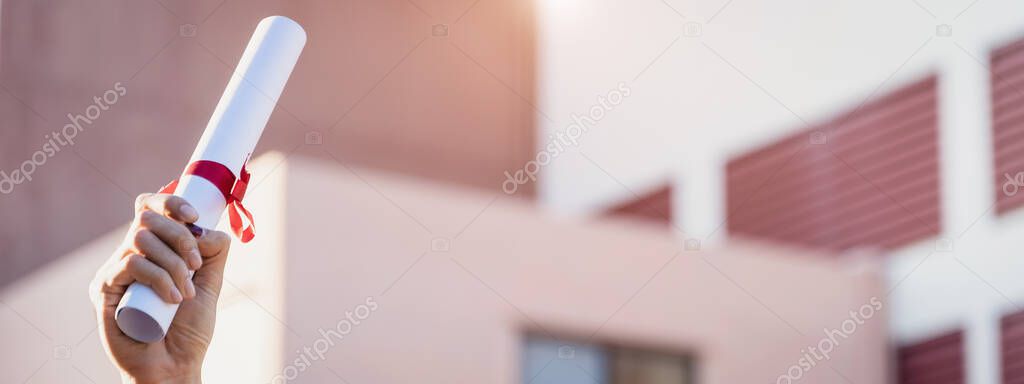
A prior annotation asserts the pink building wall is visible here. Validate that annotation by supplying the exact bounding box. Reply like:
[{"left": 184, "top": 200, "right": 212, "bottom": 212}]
[{"left": 0, "top": 154, "right": 889, "bottom": 383}]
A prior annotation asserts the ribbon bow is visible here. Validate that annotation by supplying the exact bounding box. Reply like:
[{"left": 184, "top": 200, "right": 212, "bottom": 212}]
[{"left": 158, "top": 160, "right": 256, "bottom": 243}]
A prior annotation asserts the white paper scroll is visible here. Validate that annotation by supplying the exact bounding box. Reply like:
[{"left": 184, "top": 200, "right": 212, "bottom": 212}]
[{"left": 115, "top": 16, "right": 306, "bottom": 343}]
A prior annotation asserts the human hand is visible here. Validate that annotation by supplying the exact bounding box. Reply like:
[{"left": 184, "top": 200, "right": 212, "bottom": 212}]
[{"left": 90, "top": 193, "right": 231, "bottom": 384}]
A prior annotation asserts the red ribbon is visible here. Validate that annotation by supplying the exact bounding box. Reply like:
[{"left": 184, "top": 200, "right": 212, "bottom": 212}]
[{"left": 158, "top": 160, "right": 256, "bottom": 243}]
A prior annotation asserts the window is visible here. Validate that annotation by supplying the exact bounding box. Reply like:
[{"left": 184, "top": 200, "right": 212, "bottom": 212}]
[
  {"left": 897, "top": 330, "right": 964, "bottom": 384},
  {"left": 726, "top": 76, "right": 941, "bottom": 251},
  {"left": 604, "top": 185, "right": 673, "bottom": 226},
  {"left": 0, "top": 0, "right": 4, "bottom": 72},
  {"left": 522, "top": 337, "right": 695, "bottom": 384},
  {"left": 1001, "top": 310, "right": 1024, "bottom": 382},
  {"left": 990, "top": 38, "right": 1024, "bottom": 215}
]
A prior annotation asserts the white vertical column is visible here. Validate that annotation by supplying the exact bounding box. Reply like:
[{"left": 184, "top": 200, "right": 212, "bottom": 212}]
[
  {"left": 966, "top": 308, "right": 1000, "bottom": 384},
  {"left": 677, "top": 146, "right": 726, "bottom": 245},
  {"left": 937, "top": 38, "right": 999, "bottom": 384},
  {"left": 937, "top": 40, "right": 995, "bottom": 240}
]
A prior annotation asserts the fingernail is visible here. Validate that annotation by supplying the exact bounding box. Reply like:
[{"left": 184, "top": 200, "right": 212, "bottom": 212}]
[
  {"left": 186, "top": 223, "right": 205, "bottom": 238},
  {"left": 181, "top": 204, "right": 199, "bottom": 222},
  {"left": 171, "top": 288, "right": 183, "bottom": 303},
  {"left": 186, "top": 280, "right": 196, "bottom": 298}
]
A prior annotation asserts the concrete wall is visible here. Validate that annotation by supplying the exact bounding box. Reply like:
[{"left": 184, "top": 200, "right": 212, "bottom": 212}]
[
  {"left": 886, "top": 199, "right": 1024, "bottom": 384},
  {"left": 883, "top": 14, "right": 1024, "bottom": 384},
  {"left": 534, "top": 0, "right": 1024, "bottom": 232},
  {"left": 532, "top": 2, "right": 1024, "bottom": 381},
  {"left": 0, "top": 154, "right": 887, "bottom": 383},
  {"left": 0, "top": 0, "right": 537, "bottom": 287},
  {"left": 276, "top": 155, "right": 888, "bottom": 383}
]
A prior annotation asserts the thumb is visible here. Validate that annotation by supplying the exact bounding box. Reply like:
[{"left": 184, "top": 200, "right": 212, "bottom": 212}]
[
  {"left": 192, "top": 228, "right": 231, "bottom": 302},
  {"left": 167, "top": 228, "right": 231, "bottom": 349}
]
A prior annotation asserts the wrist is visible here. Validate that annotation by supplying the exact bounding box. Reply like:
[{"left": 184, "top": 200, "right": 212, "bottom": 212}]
[{"left": 121, "top": 372, "right": 202, "bottom": 384}]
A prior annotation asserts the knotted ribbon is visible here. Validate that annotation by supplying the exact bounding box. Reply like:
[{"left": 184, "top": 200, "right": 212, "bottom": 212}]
[{"left": 158, "top": 160, "right": 256, "bottom": 243}]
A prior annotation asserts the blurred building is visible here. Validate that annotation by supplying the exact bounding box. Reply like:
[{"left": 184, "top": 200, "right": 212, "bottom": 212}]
[
  {"left": 0, "top": 0, "right": 537, "bottom": 285},
  {"left": 531, "top": 1, "right": 1024, "bottom": 383},
  {"left": 0, "top": 154, "right": 887, "bottom": 383},
  {"left": 4, "top": 0, "right": 1024, "bottom": 383}
]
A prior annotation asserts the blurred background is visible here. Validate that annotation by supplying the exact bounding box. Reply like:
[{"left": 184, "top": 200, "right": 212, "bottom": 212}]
[{"left": 2, "top": 0, "right": 1024, "bottom": 383}]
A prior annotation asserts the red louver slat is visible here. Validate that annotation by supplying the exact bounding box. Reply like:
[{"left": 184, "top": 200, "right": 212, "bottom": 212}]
[
  {"left": 899, "top": 331, "right": 966, "bottom": 384},
  {"left": 726, "top": 76, "right": 941, "bottom": 251},
  {"left": 992, "top": 38, "right": 1024, "bottom": 215},
  {"left": 604, "top": 185, "right": 673, "bottom": 226},
  {"left": 1003, "top": 310, "right": 1024, "bottom": 383}
]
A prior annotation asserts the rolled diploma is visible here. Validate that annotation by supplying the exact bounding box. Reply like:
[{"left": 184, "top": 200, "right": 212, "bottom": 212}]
[{"left": 115, "top": 15, "right": 306, "bottom": 343}]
